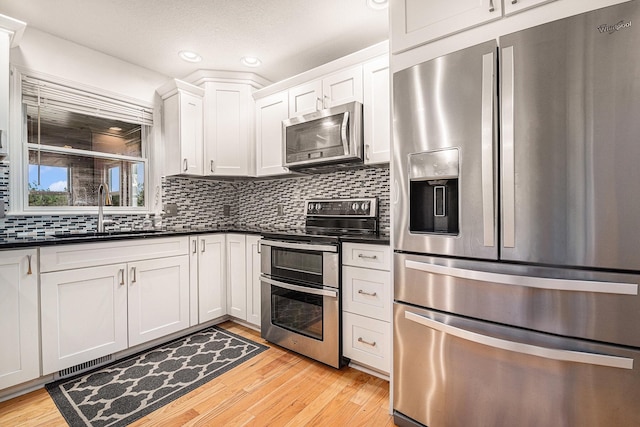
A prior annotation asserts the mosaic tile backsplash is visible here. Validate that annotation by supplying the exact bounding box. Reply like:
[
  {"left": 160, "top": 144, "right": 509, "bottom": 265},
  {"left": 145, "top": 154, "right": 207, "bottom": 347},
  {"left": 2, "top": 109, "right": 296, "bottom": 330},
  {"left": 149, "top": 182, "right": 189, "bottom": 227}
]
[{"left": 0, "top": 162, "right": 389, "bottom": 237}]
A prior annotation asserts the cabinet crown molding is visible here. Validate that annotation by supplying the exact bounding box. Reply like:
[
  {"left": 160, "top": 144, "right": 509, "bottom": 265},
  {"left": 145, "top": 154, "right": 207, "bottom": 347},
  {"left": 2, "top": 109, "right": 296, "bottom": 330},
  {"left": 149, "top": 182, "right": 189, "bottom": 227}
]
[
  {"left": 183, "top": 69, "right": 270, "bottom": 90},
  {"left": 0, "top": 14, "right": 26, "bottom": 47},
  {"left": 156, "top": 78, "right": 205, "bottom": 99}
]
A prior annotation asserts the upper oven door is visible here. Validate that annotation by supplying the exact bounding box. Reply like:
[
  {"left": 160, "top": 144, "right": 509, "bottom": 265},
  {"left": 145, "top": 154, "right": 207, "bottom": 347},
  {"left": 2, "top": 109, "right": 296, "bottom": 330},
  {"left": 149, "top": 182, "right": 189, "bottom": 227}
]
[
  {"left": 283, "top": 101, "right": 363, "bottom": 169},
  {"left": 261, "top": 239, "right": 339, "bottom": 288}
]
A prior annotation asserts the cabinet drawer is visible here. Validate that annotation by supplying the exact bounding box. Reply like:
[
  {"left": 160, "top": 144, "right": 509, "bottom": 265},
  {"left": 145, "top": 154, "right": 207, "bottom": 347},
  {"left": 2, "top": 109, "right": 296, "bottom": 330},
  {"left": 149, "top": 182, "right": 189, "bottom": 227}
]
[
  {"left": 343, "top": 266, "right": 391, "bottom": 322},
  {"left": 343, "top": 312, "right": 390, "bottom": 374},
  {"left": 40, "top": 236, "right": 190, "bottom": 273},
  {"left": 342, "top": 243, "right": 390, "bottom": 270}
]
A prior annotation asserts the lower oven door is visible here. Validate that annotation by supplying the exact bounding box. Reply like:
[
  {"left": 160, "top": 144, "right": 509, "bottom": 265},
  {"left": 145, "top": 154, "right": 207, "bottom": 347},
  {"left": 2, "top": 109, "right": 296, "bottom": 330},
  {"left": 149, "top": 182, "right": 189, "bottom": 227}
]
[
  {"left": 261, "top": 276, "right": 341, "bottom": 368},
  {"left": 393, "top": 302, "right": 640, "bottom": 427}
]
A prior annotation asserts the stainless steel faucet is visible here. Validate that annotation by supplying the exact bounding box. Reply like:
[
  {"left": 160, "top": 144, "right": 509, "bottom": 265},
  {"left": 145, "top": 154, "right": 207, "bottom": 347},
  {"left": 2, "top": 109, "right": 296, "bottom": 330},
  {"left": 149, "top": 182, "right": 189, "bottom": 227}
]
[{"left": 97, "top": 183, "right": 113, "bottom": 233}]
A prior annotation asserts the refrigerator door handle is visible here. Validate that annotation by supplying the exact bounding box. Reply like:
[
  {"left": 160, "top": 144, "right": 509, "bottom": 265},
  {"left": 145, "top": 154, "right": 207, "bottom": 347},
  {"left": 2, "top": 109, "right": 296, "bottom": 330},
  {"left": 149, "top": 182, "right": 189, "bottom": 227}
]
[
  {"left": 481, "top": 51, "right": 496, "bottom": 247},
  {"left": 501, "top": 45, "right": 516, "bottom": 248},
  {"left": 405, "top": 259, "right": 639, "bottom": 295},
  {"left": 404, "top": 310, "right": 634, "bottom": 370}
]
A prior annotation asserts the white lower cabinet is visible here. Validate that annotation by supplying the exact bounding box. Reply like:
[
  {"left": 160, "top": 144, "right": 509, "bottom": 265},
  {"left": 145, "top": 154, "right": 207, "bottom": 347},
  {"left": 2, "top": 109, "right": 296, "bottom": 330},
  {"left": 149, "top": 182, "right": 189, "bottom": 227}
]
[
  {"left": 40, "top": 264, "right": 129, "bottom": 375},
  {"left": 227, "top": 234, "right": 247, "bottom": 320},
  {"left": 245, "top": 235, "right": 262, "bottom": 327},
  {"left": 191, "top": 234, "right": 227, "bottom": 324},
  {"left": 0, "top": 249, "right": 40, "bottom": 390},
  {"left": 342, "top": 243, "right": 391, "bottom": 375},
  {"left": 40, "top": 237, "right": 190, "bottom": 375},
  {"left": 127, "top": 256, "right": 190, "bottom": 347}
]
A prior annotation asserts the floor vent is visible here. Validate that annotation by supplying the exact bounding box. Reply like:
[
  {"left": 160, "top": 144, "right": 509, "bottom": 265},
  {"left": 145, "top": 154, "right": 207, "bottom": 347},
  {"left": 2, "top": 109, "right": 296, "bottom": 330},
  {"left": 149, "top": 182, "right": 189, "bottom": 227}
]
[{"left": 54, "top": 354, "right": 114, "bottom": 380}]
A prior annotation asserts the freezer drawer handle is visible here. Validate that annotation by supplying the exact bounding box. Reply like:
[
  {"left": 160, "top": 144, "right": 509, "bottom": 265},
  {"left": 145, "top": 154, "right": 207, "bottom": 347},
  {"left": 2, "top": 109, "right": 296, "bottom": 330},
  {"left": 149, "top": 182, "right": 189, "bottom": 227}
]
[
  {"left": 405, "top": 310, "right": 633, "bottom": 370},
  {"left": 405, "top": 259, "right": 638, "bottom": 296}
]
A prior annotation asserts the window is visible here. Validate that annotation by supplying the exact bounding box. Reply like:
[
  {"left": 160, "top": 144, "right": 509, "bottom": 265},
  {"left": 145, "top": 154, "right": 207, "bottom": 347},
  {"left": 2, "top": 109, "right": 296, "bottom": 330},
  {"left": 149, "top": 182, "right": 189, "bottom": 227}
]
[{"left": 17, "top": 74, "right": 152, "bottom": 212}]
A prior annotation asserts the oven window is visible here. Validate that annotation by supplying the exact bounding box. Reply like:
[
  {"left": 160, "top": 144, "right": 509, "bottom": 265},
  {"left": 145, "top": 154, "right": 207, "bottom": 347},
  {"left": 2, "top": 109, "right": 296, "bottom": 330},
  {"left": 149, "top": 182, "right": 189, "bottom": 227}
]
[
  {"left": 271, "top": 286, "right": 323, "bottom": 340},
  {"left": 272, "top": 248, "right": 323, "bottom": 285}
]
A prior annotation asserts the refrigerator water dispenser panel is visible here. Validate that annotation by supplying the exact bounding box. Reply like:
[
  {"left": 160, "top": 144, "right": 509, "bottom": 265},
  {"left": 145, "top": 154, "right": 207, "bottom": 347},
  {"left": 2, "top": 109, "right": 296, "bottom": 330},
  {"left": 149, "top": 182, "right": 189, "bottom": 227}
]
[{"left": 409, "top": 149, "right": 459, "bottom": 235}]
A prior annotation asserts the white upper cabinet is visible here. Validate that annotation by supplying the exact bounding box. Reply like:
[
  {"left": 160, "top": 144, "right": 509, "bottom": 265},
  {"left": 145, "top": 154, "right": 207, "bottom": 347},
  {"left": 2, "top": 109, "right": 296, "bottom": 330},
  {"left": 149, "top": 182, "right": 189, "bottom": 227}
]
[
  {"left": 159, "top": 80, "right": 204, "bottom": 176},
  {"left": 503, "top": 0, "right": 557, "bottom": 16},
  {"left": 255, "top": 91, "right": 290, "bottom": 177},
  {"left": 363, "top": 55, "right": 390, "bottom": 165},
  {"left": 288, "top": 66, "right": 363, "bottom": 117},
  {"left": 0, "top": 15, "right": 25, "bottom": 157},
  {"left": 203, "top": 82, "right": 254, "bottom": 176},
  {"left": 391, "top": 0, "right": 503, "bottom": 53}
]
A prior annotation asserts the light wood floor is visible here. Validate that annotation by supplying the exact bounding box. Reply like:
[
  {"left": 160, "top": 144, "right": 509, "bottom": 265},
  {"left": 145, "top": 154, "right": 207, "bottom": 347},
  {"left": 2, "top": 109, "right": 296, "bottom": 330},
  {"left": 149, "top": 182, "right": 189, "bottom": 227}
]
[{"left": 0, "top": 321, "right": 395, "bottom": 426}]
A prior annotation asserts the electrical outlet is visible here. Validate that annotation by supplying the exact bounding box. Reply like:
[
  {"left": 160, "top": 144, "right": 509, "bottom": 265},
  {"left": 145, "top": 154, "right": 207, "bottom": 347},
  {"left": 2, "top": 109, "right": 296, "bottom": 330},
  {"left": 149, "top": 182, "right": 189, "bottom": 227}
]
[
  {"left": 277, "top": 204, "right": 284, "bottom": 216},
  {"left": 223, "top": 205, "right": 231, "bottom": 216},
  {"left": 164, "top": 203, "right": 178, "bottom": 217}
]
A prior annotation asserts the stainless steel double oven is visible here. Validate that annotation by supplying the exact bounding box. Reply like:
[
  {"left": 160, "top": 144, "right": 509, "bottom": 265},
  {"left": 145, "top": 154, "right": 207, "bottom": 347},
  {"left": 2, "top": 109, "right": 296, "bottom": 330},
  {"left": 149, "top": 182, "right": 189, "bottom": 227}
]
[
  {"left": 260, "top": 197, "right": 379, "bottom": 369},
  {"left": 260, "top": 237, "right": 342, "bottom": 368}
]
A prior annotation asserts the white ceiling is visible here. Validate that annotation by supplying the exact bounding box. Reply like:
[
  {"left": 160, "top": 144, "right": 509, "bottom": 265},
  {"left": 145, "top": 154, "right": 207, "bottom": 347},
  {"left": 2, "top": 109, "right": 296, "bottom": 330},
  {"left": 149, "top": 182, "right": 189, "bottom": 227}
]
[{"left": 0, "top": 0, "right": 389, "bottom": 83}]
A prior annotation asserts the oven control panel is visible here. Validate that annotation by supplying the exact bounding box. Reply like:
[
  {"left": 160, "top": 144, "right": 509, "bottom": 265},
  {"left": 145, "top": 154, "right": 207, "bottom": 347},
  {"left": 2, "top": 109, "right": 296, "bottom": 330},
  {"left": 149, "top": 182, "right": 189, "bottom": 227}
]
[{"left": 306, "top": 198, "right": 378, "bottom": 217}]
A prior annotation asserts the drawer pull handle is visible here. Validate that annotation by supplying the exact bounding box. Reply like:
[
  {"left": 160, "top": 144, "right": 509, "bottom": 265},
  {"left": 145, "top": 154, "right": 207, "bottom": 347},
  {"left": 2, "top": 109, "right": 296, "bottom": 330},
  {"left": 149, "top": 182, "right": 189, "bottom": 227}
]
[
  {"left": 358, "top": 254, "right": 378, "bottom": 260},
  {"left": 358, "top": 289, "right": 377, "bottom": 297},
  {"left": 358, "top": 337, "right": 377, "bottom": 347},
  {"left": 27, "top": 255, "right": 33, "bottom": 275}
]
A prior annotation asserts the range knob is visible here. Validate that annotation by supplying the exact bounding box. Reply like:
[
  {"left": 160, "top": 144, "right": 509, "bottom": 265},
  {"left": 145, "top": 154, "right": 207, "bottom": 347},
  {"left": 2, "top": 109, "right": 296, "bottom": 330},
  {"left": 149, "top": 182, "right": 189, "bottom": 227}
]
[
  {"left": 361, "top": 202, "right": 369, "bottom": 212},
  {"left": 352, "top": 202, "right": 360, "bottom": 211},
  {"left": 308, "top": 203, "right": 314, "bottom": 212},
  {"left": 315, "top": 203, "right": 322, "bottom": 210}
]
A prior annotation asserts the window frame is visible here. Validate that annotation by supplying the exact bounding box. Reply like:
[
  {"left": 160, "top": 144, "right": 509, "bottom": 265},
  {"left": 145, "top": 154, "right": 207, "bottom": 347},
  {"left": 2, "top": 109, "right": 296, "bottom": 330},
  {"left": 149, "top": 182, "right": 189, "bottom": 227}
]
[{"left": 9, "top": 67, "right": 154, "bottom": 215}]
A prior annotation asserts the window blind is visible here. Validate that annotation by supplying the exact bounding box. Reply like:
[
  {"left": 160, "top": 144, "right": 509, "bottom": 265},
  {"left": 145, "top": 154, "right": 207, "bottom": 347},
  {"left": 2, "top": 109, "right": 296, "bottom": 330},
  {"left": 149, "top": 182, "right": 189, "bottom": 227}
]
[{"left": 21, "top": 76, "right": 153, "bottom": 126}]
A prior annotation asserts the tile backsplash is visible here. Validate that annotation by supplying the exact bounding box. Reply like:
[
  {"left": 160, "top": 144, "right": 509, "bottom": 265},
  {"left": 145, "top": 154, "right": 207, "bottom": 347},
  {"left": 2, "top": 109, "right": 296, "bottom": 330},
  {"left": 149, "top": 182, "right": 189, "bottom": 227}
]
[{"left": 0, "top": 162, "right": 389, "bottom": 236}]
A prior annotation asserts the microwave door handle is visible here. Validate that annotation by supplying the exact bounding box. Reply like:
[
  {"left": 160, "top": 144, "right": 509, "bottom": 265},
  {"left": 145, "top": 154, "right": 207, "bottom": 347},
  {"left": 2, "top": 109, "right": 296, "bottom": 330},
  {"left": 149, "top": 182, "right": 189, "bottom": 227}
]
[
  {"left": 341, "top": 111, "right": 350, "bottom": 154},
  {"left": 261, "top": 276, "right": 338, "bottom": 298}
]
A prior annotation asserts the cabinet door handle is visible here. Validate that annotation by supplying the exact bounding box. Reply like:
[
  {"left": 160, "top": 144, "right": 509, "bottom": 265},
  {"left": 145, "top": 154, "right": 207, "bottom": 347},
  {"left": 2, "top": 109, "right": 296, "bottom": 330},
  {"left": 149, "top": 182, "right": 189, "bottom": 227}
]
[
  {"left": 131, "top": 267, "right": 137, "bottom": 284},
  {"left": 27, "top": 255, "right": 32, "bottom": 275},
  {"left": 511, "top": 0, "right": 518, "bottom": 3},
  {"left": 357, "top": 337, "right": 377, "bottom": 347},
  {"left": 316, "top": 97, "right": 322, "bottom": 111},
  {"left": 357, "top": 289, "right": 377, "bottom": 297},
  {"left": 365, "top": 144, "right": 371, "bottom": 160},
  {"left": 210, "top": 160, "right": 215, "bottom": 173},
  {"left": 119, "top": 268, "right": 125, "bottom": 286},
  {"left": 192, "top": 239, "right": 197, "bottom": 254},
  {"left": 0, "top": 129, "right": 3, "bottom": 149},
  {"left": 201, "top": 239, "right": 206, "bottom": 253},
  {"left": 489, "top": 0, "right": 495, "bottom": 12},
  {"left": 358, "top": 253, "right": 378, "bottom": 260},
  {"left": 323, "top": 95, "right": 329, "bottom": 109},
  {"left": 183, "top": 158, "right": 188, "bottom": 172}
]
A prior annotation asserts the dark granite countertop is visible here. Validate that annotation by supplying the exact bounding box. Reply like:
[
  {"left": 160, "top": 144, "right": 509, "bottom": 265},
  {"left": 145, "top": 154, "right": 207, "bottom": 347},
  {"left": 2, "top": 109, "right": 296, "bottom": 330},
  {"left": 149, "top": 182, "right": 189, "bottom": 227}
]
[{"left": 0, "top": 225, "right": 389, "bottom": 249}]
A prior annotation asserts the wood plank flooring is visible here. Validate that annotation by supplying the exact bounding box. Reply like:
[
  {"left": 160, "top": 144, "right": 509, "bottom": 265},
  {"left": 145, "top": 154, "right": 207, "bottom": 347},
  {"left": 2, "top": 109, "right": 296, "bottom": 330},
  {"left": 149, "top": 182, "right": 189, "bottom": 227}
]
[{"left": 0, "top": 321, "right": 395, "bottom": 426}]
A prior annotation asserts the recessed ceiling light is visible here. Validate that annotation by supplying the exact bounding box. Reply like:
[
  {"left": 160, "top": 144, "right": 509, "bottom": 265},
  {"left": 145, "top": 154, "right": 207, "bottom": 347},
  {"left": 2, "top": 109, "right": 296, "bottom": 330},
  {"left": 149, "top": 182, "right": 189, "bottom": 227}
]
[
  {"left": 367, "top": 0, "right": 388, "bottom": 10},
  {"left": 179, "top": 50, "right": 202, "bottom": 63},
  {"left": 241, "top": 56, "right": 261, "bottom": 67}
]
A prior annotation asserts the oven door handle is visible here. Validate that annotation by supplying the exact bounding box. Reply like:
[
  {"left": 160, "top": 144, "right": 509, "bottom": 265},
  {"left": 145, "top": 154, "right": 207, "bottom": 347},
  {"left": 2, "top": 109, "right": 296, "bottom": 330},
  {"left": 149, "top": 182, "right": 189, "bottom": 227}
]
[
  {"left": 260, "top": 240, "right": 338, "bottom": 253},
  {"left": 261, "top": 276, "right": 338, "bottom": 298}
]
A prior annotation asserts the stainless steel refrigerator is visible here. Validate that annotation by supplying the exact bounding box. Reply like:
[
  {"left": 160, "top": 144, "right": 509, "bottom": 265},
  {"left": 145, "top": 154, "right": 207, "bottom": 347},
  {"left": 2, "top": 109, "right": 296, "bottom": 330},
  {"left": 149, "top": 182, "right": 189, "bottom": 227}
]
[{"left": 392, "top": 2, "right": 640, "bottom": 426}]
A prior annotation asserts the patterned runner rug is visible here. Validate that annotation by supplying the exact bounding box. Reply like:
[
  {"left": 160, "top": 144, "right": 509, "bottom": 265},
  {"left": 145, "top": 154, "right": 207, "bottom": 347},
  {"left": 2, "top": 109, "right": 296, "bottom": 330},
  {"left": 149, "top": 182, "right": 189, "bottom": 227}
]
[{"left": 46, "top": 325, "right": 268, "bottom": 427}]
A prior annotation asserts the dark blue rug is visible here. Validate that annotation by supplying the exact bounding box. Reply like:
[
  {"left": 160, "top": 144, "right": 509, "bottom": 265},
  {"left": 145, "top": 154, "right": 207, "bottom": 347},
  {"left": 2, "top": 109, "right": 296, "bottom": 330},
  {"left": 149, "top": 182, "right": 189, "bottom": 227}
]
[{"left": 46, "top": 325, "right": 268, "bottom": 427}]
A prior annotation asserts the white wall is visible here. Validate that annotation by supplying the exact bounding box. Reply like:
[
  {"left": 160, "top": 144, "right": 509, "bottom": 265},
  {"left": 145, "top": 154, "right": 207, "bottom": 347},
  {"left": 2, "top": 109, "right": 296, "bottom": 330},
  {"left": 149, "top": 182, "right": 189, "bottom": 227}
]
[{"left": 10, "top": 27, "right": 168, "bottom": 105}]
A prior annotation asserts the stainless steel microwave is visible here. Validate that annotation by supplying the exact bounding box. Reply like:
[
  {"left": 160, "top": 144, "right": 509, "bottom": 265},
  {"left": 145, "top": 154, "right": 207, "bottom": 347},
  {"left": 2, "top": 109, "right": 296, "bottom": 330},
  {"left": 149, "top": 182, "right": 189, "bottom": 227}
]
[{"left": 283, "top": 101, "right": 363, "bottom": 170}]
